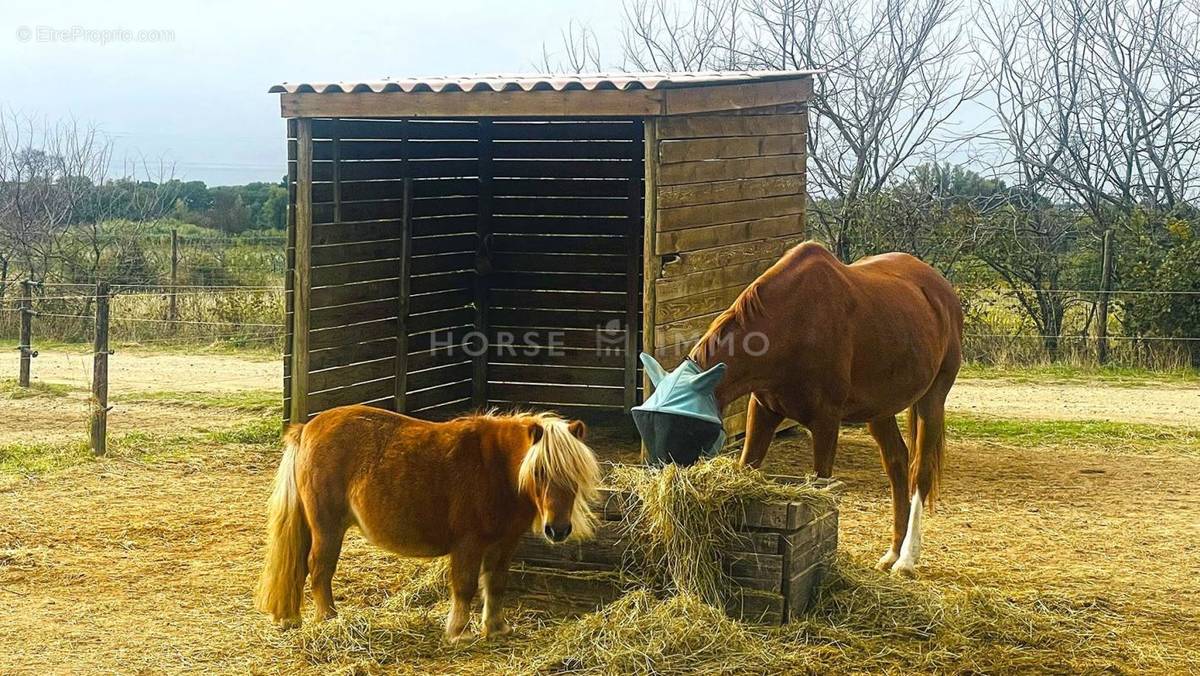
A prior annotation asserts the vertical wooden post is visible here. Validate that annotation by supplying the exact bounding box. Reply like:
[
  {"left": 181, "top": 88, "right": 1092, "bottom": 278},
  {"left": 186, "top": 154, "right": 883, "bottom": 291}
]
[
  {"left": 624, "top": 119, "right": 647, "bottom": 412},
  {"left": 640, "top": 119, "right": 660, "bottom": 403},
  {"left": 168, "top": 228, "right": 179, "bottom": 321},
  {"left": 393, "top": 119, "right": 412, "bottom": 413},
  {"left": 90, "top": 281, "right": 110, "bottom": 456},
  {"left": 18, "top": 279, "right": 35, "bottom": 388},
  {"left": 472, "top": 119, "right": 493, "bottom": 409},
  {"left": 1097, "top": 229, "right": 1114, "bottom": 365},
  {"left": 289, "top": 118, "right": 314, "bottom": 424}
]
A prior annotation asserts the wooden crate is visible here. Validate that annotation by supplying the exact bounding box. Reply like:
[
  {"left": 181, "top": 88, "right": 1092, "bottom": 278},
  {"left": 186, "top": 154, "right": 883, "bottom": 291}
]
[{"left": 511, "top": 476, "right": 839, "bottom": 625}]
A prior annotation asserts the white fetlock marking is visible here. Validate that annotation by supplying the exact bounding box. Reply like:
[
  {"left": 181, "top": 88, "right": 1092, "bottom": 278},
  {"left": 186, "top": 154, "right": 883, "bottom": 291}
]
[{"left": 894, "top": 490, "right": 923, "bottom": 572}]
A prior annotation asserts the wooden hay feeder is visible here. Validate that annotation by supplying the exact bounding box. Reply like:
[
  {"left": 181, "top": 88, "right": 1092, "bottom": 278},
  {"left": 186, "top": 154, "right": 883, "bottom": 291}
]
[
  {"left": 511, "top": 473, "right": 839, "bottom": 625},
  {"left": 273, "top": 71, "right": 814, "bottom": 436}
]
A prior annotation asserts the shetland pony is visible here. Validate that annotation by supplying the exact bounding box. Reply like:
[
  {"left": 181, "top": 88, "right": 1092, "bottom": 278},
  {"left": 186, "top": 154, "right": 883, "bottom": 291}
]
[
  {"left": 254, "top": 405, "right": 601, "bottom": 639},
  {"left": 646, "top": 242, "right": 962, "bottom": 577}
]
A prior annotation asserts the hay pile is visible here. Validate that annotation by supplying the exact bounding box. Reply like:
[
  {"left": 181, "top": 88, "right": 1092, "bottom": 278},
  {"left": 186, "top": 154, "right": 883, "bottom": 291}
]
[
  {"left": 607, "top": 456, "right": 834, "bottom": 604},
  {"left": 267, "top": 459, "right": 1141, "bottom": 674}
]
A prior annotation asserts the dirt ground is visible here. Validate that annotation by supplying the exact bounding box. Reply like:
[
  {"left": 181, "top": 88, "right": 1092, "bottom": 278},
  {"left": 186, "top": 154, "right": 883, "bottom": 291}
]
[{"left": 1, "top": 352, "right": 1199, "bottom": 673}]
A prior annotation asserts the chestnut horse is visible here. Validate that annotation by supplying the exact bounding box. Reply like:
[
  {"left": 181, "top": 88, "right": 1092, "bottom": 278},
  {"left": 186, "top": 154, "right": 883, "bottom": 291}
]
[
  {"left": 254, "top": 406, "right": 601, "bottom": 639},
  {"left": 644, "top": 242, "right": 962, "bottom": 576}
]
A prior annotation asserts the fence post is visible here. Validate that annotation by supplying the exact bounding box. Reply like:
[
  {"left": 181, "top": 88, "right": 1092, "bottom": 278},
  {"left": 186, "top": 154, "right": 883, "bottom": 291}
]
[
  {"left": 169, "top": 228, "right": 179, "bottom": 322},
  {"left": 1097, "top": 229, "right": 1114, "bottom": 364},
  {"left": 91, "top": 281, "right": 111, "bottom": 456},
  {"left": 18, "top": 279, "right": 37, "bottom": 388}
]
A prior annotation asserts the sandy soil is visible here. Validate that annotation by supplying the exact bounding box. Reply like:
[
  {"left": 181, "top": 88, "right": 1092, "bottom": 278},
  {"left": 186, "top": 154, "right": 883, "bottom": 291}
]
[
  {"left": 1, "top": 352, "right": 1198, "bottom": 672},
  {"left": 0, "top": 349, "right": 278, "bottom": 394}
]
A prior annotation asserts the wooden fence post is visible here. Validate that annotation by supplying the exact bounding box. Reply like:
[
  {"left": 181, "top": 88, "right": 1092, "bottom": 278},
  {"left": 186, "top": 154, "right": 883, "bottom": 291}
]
[
  {"left": 91, "top": 282, "right": 111, "bottom": 456},
  {"left": 18, "top": 279, "right": 37, "bottom": 388},
  {"left": 1097, "top": 229, "right": 1114, "bottom": 364},
  {"left": 169, "top": 228, "right": 179, "bottom": 322}
]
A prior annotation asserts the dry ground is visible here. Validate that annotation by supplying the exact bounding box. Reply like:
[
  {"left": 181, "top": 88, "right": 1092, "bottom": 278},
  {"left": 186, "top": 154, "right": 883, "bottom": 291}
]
[{"left": 1, "top": 350, "right": 1198, "bottom": 673}]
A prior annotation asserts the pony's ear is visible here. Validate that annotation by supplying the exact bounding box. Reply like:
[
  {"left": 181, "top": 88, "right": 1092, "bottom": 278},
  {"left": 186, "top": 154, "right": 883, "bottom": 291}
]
[
  {"left": 692, "top": 362, "right": 727, "bottom": 393},
  {"left": 567, "top": 419, "right": 587, "bottom": 441},
  {"left": 640, "top": 352, "right": 668, "bottom": 387},
  {"left": 526, "top": 420, "right": 544, "bottom": 446}
]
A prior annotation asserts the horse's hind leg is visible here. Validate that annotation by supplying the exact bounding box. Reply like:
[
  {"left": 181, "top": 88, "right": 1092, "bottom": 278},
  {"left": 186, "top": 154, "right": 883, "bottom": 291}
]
[
  {"left": 480, "top": 536, "right": 521, "bottom": 638},
  {"left": 308, "top": 522, "right": 348, "bottom": 621},
  {"left": 868, "top": 415, "right": 910, "bottom": 572},
  {"left": 445, "top": 540, "right": 485, "bottom": 641}
]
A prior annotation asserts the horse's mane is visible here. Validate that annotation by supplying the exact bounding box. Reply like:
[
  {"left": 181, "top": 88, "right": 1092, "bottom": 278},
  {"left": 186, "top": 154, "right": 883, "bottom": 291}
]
[
  {"left": 690, "top": 280, "right": 768, "bottom": 363},
  {"left": 516, "top": 412, "right": 601, "bottom": 539}
]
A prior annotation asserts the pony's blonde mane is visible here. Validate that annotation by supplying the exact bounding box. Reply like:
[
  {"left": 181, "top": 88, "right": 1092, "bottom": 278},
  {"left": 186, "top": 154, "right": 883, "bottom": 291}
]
[{"left": 517, "top": 413, "right": 602, "bottom": 540}]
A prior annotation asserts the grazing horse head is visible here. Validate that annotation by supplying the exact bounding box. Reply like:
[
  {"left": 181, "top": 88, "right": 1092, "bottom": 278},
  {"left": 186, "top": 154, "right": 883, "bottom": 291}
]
[
  {"left": 517, "top": 414, "right": 601, "bottom": 543},
  {"left": 632, "top": 353, "right": 728, "bottom": 466}
]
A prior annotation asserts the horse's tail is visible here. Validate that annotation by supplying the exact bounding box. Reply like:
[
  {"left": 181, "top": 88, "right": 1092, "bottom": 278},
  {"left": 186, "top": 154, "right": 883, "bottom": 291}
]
[
  {"left": 254, "top": 423, "right": 310, "bottom": 625},
  {"left": 907, "top": 404, "right": 943, "bottom": 509}
]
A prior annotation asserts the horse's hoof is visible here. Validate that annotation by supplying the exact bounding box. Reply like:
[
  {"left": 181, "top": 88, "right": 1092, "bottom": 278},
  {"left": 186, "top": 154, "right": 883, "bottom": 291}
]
[
  {"left": 875, "top": 551, "right": 899, "bottom": 571},
  {"left": 483, "top": 622, "right": 512, "bottom": 638},
  {"left": 445, "top": 630, "right": 473, "bottom": 643},
  {"left": 277, "top": 616, "right": 302, "bottom": 630},
  {"left": 891, "top": 562, "right": 917, "bottom": 578}
]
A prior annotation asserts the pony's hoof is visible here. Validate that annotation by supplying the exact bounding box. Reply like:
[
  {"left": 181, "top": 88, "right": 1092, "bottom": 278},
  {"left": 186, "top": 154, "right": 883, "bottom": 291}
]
[
  {"left": 875, "top": 551, "right": 899, "bottom": 571},
  {"left": 445, "top": 630, "right": 473, "bottom": 643},
  {"left": 277, "top": 616, "right": 302, "bottom": 630},
  {"left": 891, "top": 561, "right": 917, "bottom": 578},
  {"left": 483, "top": 621, "right": 512, "bottom": 638}
]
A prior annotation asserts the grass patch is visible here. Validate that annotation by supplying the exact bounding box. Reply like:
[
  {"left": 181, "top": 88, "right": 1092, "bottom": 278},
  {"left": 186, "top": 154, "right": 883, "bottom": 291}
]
[
  {"left": 0, "top": 379, "right": 75, "bottom": 400},
  {"left": 0, "top": 438, "right": 92, "bottom": 475},
  {"left": 961, "top": 362, "right": 1200, "bottom": 387},
  {"left": 124, "top": 388, "right": 279, "bottom": 412},
  {"left": 209, "top": 416, "right": 282, "bottom": 445},
  {"left": 11, "top": 338, "right": 280, "bottom": 361},
  {"left": 949, "top": 412, "right": 1200, "bottom": 455}
]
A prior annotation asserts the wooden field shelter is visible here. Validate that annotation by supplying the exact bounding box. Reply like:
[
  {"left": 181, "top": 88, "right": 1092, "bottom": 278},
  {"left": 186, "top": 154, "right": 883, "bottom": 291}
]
[{"left": 273, "top": 72, "right": 814, "bottom": 436}]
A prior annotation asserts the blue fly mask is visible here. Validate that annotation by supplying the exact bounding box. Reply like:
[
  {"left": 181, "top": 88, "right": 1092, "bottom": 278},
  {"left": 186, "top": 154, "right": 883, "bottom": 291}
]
[{"left": 631, "top": 353, "right": 727, "bottom": 466}]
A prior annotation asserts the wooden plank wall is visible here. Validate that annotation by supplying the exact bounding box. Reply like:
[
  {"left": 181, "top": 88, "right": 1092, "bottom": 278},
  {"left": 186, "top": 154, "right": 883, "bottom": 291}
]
[
  {"left": 485, "top": 119, "right": 644, "bottom": 413},
  {"left": 285, "top": 118, "right": 481, "bottom": 420},
  {"left": 648, "top": 106, "right": 808, "bottom": 435}
]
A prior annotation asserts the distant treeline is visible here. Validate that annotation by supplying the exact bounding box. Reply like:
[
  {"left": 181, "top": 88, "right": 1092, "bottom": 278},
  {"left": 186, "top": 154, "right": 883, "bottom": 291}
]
[{"left": 100, "top": 178, "right": 288, "bottom": 233}]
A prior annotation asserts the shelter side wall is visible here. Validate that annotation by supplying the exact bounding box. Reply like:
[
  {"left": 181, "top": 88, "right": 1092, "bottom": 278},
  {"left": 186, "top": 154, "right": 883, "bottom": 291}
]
[
  {"left": 647, "top": 106, "right": 808, "bottom": 435},
  {"left": 485, "top": 119, "right": 645, "bottom": 414}
]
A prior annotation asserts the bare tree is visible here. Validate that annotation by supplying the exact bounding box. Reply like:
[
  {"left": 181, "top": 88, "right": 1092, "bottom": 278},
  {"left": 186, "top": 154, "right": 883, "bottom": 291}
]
[
  {"left": 536, "top": 20, "right": 604, "bottom": 73},
  {"left": 619, "top": 0, "right": 982, "bottom": 261}
]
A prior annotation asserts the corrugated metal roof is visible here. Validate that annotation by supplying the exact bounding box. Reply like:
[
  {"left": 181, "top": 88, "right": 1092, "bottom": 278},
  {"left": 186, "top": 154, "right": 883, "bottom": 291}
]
[{"left": 269, "top": 71, "right": 816, "bottom": 95}]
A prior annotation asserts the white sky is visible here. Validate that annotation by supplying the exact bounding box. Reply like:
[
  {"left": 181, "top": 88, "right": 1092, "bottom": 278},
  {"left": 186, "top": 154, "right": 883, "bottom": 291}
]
[{"left": 1, "top": 0, "right": 626, "bottom": 185}]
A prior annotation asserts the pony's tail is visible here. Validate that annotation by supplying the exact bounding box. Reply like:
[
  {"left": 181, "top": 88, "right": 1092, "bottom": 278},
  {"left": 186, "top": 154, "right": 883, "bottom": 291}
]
[
  {"left": 907, "top": 405, "right": 943, "bottom": 510},
  {"left": 254, "top": 423, "right": 310, "bottom": 625}
]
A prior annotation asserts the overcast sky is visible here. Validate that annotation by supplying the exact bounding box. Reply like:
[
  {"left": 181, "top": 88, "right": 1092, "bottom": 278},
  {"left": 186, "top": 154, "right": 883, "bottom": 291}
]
[{"left": 1, "top": 0, "right": 625, "bottom": 185}]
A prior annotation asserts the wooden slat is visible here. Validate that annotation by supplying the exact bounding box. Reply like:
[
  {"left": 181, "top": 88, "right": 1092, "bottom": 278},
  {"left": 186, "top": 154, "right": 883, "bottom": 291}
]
[
  {"left": 307, "top": 377, "right": 395, "bottom": 415},
  {"left": 660, "top": 77, "right": 813, "bottom": 116},
  {"left": 492, "top": 196, "right": 628, "bottom": 217},
  {"left": 658, "top": 113, "right": 806, "bottom": 139},
  {"left": 492, "top": 177, "right": 631, "bottom": 198},
  {"left": 490, "top": 364, "right": 625, "bottom": 387},
  {"left": 406, "top": 380, "right": 473, "bottom": 412},
  {"left": 658, "top": 174, "right": 802, "bottom": 209},
  {"left": 490, "top": 252, "right": 625, "bottom": 274},
  {"left": 410, "top": 288, "right": 473, "bottom": 314},
  {"left": 490, "top": 234, "right": 625, "bottom": 255},
  {"left": 311, "top": 278, "right": 400, "bottom": 308},
  {"left": 311, "top": 297, "right": 399, "bottom": 330},
  {"left": 489, "top": 382, "right": 624, "bottom": 407},
  {"left": 311, "top": 238, "right": 402, "bottom": 266},
  {"left": 312, "top": 220, "right": 402, "bottom": 246},
  {"left": 490, "top": 271, "right": 625, "bottom": 292},
  {"left": 311, "top": 258, "right": 400, "bottom": 286},
  {"left": 309, "top": 336, "right": 396, "bottom": 371},
  {"left": 656, "top": 213, "right": 804, "bottom": 255},
  {"left": 313, "top": 118, "right": 480, "bottom": 140},
  {"left": 310, "top": 317, "right": 399, "bottom": 350},
  {"left": 409, "top": 361, "right": 473, "bottom": 392},
  {"left": 490, "top": 120, "right": 641, "bottom": 140},
  {"left": 490, "top": 289, "right": 625, "bottom": 311},
  {"left": 492, "top": 140, "right": 638, "bottom": 160},
  {"left": 489, "top": 347, "right": 625, "bottom": 369},
  {"left": 655, "top": 258, "right": 776, "bottom": 302},
  {"left": 290, "top": 119, "right": 313, "bottom": 424},
  {"left": 282, "top": 89, "right": 665, "bottom": 118},
  {"left": 658, "top": 196, "right": 802, "bottom": 233},
  {"left": 490, "top": 216, "right": 628, "bottom": 236},
  {"left": 659, "top": 134, "right": 805, "bottom": 164},
  {"left": 491, "top": 160, "right": 637, "bottom": 179},
  {"left": 655, "top": 284, "right": 744, "bottom": 324},
  {"left": 657, "top": 154, "right": 805, "bottom": 186},
  {"left": 490, "top": 307, "right": 624, "bottom": 330},
  {"left": 659, "top": 236, "right": 801, "bottom": 279},
  {"left": 411, "top": 233, "right": 477, "bottom": 256},
  {"left": 309, "top": 357, "right": 396, "bottom": 393}
]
